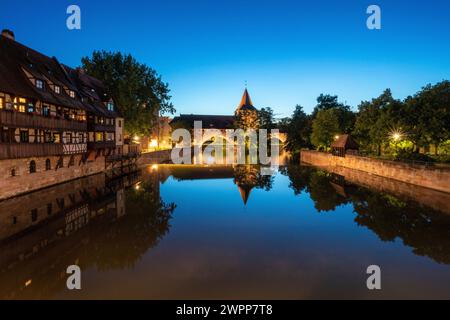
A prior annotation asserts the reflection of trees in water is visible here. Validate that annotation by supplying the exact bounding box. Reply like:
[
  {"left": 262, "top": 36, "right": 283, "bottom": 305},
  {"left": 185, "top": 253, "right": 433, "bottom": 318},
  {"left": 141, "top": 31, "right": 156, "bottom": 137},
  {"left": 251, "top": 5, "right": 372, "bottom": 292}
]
[
  {"left": 233, "top": 165, "right": 274, "bottom": 191},
  {"left": 282, "top": 164, "right": 450, "bottom": 265},
  {"left": 352, "top": 192, "right": 450, "bottom": 264},
  {"left": 280, "top": 166, "right": 349, "bottom": 211}
]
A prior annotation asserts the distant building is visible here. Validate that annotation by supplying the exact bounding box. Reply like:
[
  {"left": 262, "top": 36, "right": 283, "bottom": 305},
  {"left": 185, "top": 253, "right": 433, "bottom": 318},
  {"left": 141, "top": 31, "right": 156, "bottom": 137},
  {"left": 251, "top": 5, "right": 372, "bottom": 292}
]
[{"left": 171, "top": 89, "right": 259, "bottom": 133}]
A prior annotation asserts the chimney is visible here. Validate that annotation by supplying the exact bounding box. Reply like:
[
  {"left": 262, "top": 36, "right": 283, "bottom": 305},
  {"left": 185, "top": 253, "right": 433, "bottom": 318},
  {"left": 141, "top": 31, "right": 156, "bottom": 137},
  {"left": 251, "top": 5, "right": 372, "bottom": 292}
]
[
  {"left": 1, "top": 29, "right": 15, "bottom": 41},
  {"left": 76, "top": 67, "right": 85, "bottom": 75}
]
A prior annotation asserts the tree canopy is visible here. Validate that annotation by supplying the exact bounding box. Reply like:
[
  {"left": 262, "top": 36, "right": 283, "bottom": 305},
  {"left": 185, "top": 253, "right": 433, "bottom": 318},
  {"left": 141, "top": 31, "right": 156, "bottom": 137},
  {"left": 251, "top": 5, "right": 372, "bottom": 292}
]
[
  {"left": 282, "top": 105, "right": 312, "bottom": 154},
  {"left": 258, "top": 107, "right": 275, "bottom": 130},
  {"left": 281, "top": 81, "right": 449, "bottom": 160},
  {"left": 310, "top": 108, "right": 341, "bottom": 150},
  {"left": 81, "top": 51, "right": 175, "bottom": 136}
]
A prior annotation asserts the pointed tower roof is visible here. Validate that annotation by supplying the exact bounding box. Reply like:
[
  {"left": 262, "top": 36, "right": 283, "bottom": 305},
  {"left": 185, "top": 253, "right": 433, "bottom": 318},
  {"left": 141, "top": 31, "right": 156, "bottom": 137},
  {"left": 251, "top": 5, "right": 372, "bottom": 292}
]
[
  {"left": 237, "top": 184, "right": 253, "bottom": 205},
  {"left": 236, "top": 89, "right": 257, "bottom": 112}
]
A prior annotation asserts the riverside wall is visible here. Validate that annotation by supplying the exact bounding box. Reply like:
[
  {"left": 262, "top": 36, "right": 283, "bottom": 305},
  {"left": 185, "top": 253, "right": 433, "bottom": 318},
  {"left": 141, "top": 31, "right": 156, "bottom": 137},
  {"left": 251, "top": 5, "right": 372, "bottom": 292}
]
[{"left": 300, "top": 150, "right": 450, "bottom": 194}]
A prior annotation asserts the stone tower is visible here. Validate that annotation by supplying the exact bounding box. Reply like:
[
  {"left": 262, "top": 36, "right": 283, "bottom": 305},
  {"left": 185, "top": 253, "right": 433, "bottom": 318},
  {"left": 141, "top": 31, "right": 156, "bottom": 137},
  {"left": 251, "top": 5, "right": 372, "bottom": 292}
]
[{"left": 235, "top": 89, "right": 259, "bottom": 130}]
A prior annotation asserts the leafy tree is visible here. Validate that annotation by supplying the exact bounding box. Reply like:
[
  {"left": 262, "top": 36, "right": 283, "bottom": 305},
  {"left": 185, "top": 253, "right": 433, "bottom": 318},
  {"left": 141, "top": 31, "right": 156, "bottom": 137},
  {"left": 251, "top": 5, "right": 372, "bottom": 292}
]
[
  {"left": 312, "top": 94, "right": 340, "bottom": 118},
  {"left": 404, "top": 81, "right": 450, "bottom": 154},
  {"left": 353, "top": 89, "right": 406, "bottom": 155},
  {"left": 81, "top": 51, "right": 175, "bottom": 136},
  {"left": 283, "top": 105, "right": 312, "bottom": 154},
  {"left": 312, "top": 94, "right": 355, "bottom": 133},
  {"left": 258, "top": 107, "right": 275, "bottom": 130},
  {"left": 310, "top": 108, "right": 340, "bottom": 150}
]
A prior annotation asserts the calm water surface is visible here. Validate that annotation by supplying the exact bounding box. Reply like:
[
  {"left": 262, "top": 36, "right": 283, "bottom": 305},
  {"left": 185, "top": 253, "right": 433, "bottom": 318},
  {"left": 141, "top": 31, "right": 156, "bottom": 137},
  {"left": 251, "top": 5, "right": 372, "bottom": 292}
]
[{"left": 1, "top": 164, "right": 450, "bottom": 299}]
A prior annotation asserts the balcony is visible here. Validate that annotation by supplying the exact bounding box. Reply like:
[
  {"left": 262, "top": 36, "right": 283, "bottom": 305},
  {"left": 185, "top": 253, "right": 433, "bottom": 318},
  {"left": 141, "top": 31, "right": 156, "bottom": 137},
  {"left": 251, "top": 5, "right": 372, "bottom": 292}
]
[
  {"left": 63, "top": 143, "right": 88, "bottom": 155},
  {"left": 88, "top": 123, "right": 116, "bottom": 132},
  {"left": 88, "top": 141, "right": 116, "bottom": 150},
  {"left": 0, "top": 110, "right": 87, "bottom": 132},
  {"left": 0, "top": 143, "right": 64, "bottom": 160}
]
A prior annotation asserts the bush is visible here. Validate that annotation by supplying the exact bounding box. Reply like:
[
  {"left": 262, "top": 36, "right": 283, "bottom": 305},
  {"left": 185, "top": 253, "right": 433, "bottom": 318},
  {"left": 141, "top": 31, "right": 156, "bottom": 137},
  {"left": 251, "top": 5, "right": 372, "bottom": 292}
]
[{"left": 392, "top": 149, "right": 435, "bottom": 163}]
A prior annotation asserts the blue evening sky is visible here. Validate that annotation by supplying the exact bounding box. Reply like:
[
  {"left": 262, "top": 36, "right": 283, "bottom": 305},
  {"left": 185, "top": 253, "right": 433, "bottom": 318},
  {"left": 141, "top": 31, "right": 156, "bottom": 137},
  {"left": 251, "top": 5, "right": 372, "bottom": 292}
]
[{"left": 1, "top": 0, "right": 449, "bottom": 117}]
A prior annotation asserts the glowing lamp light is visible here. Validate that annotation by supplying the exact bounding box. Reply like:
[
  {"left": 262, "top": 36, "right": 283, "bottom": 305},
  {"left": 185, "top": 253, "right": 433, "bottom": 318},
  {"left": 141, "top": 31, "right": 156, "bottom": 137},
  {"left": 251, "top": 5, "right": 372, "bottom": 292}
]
[
  {"left": 151, "top": 164, "right": 158, "bottom": 171},
  {"left": 392, "top": 132, "right": 402, "bottom": 141},
  {"left": 133, "top": 135, "right": 140, "bottom": 142},
  {"left": 25, "top": 279, "right": 32, "bottom": 287},
  {"left": 149, "top": 139, "right": 158, "bottom": 148},
  {"left": 334, "top": 135, "right": 340, "bottom": 140}
]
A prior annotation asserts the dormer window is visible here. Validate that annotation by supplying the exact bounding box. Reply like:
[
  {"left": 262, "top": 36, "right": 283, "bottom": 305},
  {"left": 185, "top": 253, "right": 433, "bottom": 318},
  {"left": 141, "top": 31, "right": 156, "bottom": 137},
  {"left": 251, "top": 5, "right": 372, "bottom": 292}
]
[
  {"left": 107, "top": 102, "right": 114, "bottom": 111},
  {"left": 69, "top": 90, "right": 75, "bottom": 98},
  {"left": 36, "top": 79, "right": 44, "bottom": 89},
  {"left": 54, "top": 85, "right": 61, "bottom": 94}
]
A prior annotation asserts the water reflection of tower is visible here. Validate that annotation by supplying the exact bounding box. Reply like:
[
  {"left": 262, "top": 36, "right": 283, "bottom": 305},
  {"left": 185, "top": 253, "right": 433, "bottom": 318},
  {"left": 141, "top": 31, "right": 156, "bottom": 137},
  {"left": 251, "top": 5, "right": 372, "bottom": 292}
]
[{"left": 233, "top": 165, "right": 259, "bottom": 205}]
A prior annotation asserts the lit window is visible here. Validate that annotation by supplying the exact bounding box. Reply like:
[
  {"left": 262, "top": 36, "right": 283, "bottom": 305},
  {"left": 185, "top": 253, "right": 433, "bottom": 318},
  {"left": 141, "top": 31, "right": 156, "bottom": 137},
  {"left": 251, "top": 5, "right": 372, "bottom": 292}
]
[
  {"left": 96, "top": 132, "right": 103, "bottom": 141},
  {"left": 107, "top": 102, "right": 114, "bottom": 111},
  {"left": 36, "top": 79, "right": 44, "bottom": 89},
  {"left": 53, "top": 133, "right": 61, "bottom": 143},
  {"left": 54, "top": 85, "right": 61, "bottom": 94},
  {"left": 14, "top": 97, "right": 27, "bottom": 112},
  {"left": 69, "top": 91, "right": 75, "bottom": 98},
  {"left": 0, "top": 97, "right": 3, "bottom": 109}
]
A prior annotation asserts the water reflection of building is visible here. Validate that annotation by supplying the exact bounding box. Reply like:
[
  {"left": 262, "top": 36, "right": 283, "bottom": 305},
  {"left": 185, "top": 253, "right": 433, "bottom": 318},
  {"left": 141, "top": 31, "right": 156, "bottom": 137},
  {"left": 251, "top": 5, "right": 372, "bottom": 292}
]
[
  {"left": 161, "top": 165, "right": 274, "bottom": 205},
  {"left": 0, "top": 170, "right": 174, "bottom": 299}
]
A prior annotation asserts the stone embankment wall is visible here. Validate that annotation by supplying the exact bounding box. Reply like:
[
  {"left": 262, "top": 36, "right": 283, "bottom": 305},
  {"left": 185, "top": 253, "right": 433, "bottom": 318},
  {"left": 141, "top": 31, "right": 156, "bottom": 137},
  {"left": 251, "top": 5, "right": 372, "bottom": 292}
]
[
  {"left": 326, "top": 165, "right": 450, "bottom": 214},
  {"left": 0, "top": 155, "right": 105, "bottom": 201},
  {"left": 301, "top": 150, "right": 450, "bottom": 194},
  {"left": 137, "top": 149, "right": 172, "bottom": 166}
]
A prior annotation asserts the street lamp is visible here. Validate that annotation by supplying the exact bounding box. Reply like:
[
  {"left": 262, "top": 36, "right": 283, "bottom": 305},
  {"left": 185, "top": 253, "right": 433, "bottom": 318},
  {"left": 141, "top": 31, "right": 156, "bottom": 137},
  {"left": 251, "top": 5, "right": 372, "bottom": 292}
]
[{"left": 391, "top": 132, "right": 402, "bottom": 141}]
